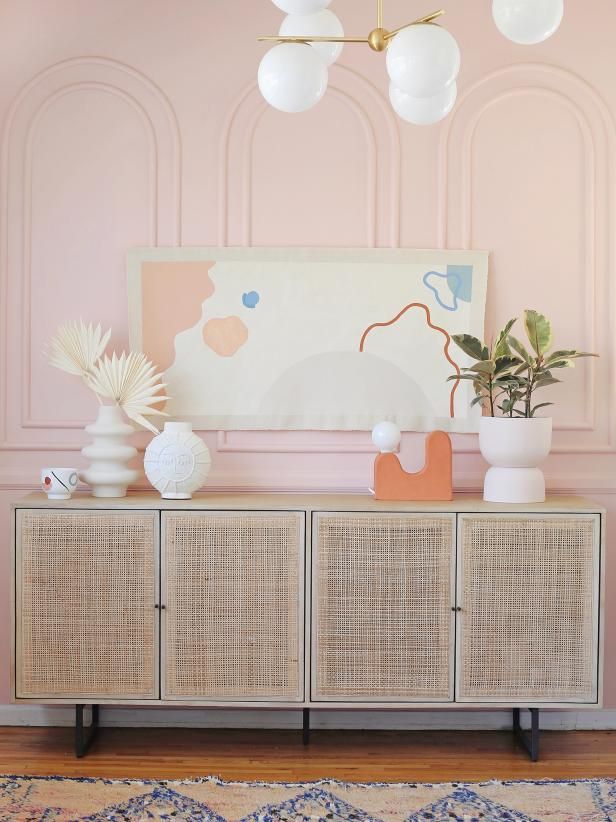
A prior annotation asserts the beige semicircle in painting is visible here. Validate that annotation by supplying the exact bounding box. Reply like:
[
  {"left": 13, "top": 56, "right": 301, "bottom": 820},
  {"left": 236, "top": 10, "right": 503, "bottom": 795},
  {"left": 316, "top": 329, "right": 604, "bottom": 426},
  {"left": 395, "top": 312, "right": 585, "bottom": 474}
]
[
  {"left": 203, "top": 316, "right": 249, "bottom": 357},
  {"left": 141, "top": 261, "right": 216, "bottom": 372}
]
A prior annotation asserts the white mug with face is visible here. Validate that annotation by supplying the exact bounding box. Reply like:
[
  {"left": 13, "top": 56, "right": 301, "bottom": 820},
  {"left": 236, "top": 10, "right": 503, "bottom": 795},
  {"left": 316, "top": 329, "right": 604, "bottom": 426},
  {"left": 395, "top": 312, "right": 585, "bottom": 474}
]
[{"left": 41, "top": 468, "right": 79, "bottom": 500}]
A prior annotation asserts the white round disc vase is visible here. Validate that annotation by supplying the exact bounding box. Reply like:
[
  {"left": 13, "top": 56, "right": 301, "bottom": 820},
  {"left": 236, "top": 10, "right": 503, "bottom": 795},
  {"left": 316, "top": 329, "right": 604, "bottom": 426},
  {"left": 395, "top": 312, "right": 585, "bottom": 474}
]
[
  {"left": 479, "top": 417, "right": 552, "bottom": 504},
  {"left": 80, "top": 405, "right": 138, "bottom": 498},
  {"left": 144, "top": 421, "right": 211, "bottom": 499}
]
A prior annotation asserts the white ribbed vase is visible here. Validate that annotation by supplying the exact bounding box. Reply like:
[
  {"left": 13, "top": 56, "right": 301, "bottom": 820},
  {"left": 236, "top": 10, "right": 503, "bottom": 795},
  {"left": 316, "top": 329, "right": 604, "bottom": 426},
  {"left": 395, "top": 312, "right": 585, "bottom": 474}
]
[
  {"left": 80, "top": 405, "right": 138, "bottom": 498},
  {"left": 144, "top": 421, "right": 211, "bottom": 499}
]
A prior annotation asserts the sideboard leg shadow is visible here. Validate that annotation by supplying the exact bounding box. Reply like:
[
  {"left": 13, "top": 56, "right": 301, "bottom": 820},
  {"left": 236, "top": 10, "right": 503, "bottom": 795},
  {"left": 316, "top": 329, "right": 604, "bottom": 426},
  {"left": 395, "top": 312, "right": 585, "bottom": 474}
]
[
  {"left": 302, "top": 708, "right": 310, "bottom": 746},
  {"left": 75, "top": 704, "right": 99, "bottom": 758},
  {"left": 513, "top": 707, "right": 540, "bottom": 762}
]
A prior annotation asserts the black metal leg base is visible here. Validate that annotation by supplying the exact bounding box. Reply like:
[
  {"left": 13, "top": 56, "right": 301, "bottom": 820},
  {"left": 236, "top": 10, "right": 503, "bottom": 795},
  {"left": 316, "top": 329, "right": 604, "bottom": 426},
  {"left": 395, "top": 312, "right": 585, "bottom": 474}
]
[
  {"left": 302, "top": 708, "right": 310, "bottom": 746},
  {"left": 75, "top": 704, "right": 99, "bottom": 758},
  {"left": 513, "top": 708, "right": 539, "bottom": 762}
]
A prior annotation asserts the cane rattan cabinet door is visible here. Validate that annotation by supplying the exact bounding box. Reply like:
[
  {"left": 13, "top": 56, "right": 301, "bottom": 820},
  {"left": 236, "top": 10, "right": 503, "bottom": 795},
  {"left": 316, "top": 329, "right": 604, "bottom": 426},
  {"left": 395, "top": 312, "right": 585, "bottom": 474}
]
[
  {"left": 313, "top": 512, "right": 455, "bottom": 702},
  {"left": 457, "top": 514, "right": 601, "bottom": 704},
  {"left": 15, "top": 509, "right": 159, "bottom": 700},
  {"left": 162, "top": 511, "right": 304, "bottom": 701}
]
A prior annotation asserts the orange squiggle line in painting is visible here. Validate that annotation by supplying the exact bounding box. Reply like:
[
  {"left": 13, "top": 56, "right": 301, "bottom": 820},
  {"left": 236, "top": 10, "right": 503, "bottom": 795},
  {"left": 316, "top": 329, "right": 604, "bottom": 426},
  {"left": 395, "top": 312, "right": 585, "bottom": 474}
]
[{"left": 359, "top": 302, "right": 461, "bottom": 418}]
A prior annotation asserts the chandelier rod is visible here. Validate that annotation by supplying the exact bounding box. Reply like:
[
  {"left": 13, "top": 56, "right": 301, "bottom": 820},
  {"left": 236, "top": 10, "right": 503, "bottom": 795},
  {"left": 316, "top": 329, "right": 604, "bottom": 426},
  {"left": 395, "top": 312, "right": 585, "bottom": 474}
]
[
  {"left": 257, "top": 9, "right": 446, "bottom": 46},
  {"left": 386, "top": 9, "right": 445, "bottom": 39}
]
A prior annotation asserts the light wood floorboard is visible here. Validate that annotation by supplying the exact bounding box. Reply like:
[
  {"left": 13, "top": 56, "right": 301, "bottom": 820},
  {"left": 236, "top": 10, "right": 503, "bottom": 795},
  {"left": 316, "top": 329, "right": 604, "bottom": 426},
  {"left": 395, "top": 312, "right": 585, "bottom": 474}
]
[{"left": 0, "top": 728, "right": 614, "bottom": 781}]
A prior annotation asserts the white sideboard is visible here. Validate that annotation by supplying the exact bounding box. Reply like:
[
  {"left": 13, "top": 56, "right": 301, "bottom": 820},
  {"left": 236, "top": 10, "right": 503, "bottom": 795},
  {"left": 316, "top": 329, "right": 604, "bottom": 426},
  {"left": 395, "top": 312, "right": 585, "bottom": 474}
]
[{"left": 11, "top": 493, "right": 605, "bottom": 759}]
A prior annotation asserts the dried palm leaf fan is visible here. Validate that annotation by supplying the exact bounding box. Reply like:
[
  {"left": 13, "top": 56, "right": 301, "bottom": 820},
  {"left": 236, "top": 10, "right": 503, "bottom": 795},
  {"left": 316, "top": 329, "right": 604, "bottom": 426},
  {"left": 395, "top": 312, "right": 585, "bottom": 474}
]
[
  {"left": 47, "top": 320, "right": 169, "bottom": 434},
  {"left": 257, "top": 0, "right": 460, "bottom": 125}
]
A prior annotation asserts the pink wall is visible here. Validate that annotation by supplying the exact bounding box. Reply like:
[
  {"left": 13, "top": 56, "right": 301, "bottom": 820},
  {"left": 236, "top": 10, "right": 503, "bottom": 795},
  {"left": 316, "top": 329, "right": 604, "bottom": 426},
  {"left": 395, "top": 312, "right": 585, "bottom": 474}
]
[{"left": 1, "top": 0, "right": 615, "bottom": 710}]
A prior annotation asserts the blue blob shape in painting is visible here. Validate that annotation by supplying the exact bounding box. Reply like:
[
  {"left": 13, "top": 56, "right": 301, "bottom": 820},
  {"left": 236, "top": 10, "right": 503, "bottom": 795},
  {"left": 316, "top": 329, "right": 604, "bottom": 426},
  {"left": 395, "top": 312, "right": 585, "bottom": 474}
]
[
  {"left": 423, "top": 270, "right": 460, "bottom": 312},
  {"left": 242, "top": 291, "right": 260, "bottom": 309},
  {"left": 446, "top": 264, "right": 473, "bottom": 303}
]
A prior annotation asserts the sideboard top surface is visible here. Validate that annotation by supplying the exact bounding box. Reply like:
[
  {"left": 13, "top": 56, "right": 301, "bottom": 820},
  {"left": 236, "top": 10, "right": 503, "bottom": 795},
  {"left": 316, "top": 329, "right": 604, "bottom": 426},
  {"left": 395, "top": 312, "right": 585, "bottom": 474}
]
[{"left": 13, "top": 492, "right": 605, "bottom": 515}]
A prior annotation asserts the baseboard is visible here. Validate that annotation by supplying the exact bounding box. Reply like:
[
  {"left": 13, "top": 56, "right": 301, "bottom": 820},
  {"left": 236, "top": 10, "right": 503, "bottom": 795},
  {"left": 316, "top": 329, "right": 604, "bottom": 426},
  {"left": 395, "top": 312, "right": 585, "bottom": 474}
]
[{"left": 1, "top": 705, "right": 616, "bottom": 730}]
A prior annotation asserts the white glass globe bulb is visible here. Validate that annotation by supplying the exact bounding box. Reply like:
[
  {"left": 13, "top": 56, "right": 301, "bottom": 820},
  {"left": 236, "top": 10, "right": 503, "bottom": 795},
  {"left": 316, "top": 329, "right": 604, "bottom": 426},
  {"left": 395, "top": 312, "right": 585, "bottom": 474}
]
[
  {"left": 390, "top": 81, "right": 457, "bottom": 126},
  {"left": 279, "top": 9, "right": 344, "bottom": 66},
  {"left": 272, "top": 0, "right": 331, "bottom": 14},
  {"left": 258, "top": 44, "right": 328, "bottom": 113},
  {"left": 386, "top": 24, "right": 460, "bottom": 98},
  {"left": 492, "top": 0, "right": 564, "bottom": 45},
  {"left": 372, "top": 421, "right": 402, "bottom": 453}
]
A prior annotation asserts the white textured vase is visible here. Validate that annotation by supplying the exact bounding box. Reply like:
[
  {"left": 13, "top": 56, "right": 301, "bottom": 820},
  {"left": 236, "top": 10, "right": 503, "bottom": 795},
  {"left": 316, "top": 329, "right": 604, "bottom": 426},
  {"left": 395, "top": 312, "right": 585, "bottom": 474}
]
[
  {"left": 144, "top": 421, "right": 211, "bottom": 499},
  {"left": 80, "top": 405, "right": 138, "bottom": 498},
  {"left": 479, "top": 416, "right": 552, "bottom": 504}
]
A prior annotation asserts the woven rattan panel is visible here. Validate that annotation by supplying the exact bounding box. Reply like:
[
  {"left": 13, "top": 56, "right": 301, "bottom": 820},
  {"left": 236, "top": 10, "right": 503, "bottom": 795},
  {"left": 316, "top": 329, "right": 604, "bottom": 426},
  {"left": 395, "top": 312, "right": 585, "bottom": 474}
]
[
  {"left": 314, "top": 514, "right": 454, "bottom": 700},
  {"left": 163, "top": 512, "right": 303, "bottom": 700},
  {"left": 17, "top": 510, "right": 157, "bottom": 699},
  {"left": 458, "top": 516, "right": 599, "bottom": 702}
]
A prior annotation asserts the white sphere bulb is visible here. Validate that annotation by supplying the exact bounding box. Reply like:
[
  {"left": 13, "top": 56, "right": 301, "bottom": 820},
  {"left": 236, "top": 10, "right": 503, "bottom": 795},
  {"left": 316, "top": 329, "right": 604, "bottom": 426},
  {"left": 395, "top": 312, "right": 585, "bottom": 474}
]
[
  {"left": 386, "top": 24, "right": 460, "bottom": 98},
  {"left": 272, "top": 0, "right": 331, "bottom": 14},
  {"left": 372, "top": 421, "right": 402, "bottom": 453},
  {"left": 390, "top": 81, "right": 457, "bottom": 126},
  {"left": 492, "top": 0, "right": 563, "bottom": 44},
  {"left": 258, "top": 44, "right": 328, "bottom": 113},
  {"left": 280, "top": 10, "right": 344, "bottom": 66}
]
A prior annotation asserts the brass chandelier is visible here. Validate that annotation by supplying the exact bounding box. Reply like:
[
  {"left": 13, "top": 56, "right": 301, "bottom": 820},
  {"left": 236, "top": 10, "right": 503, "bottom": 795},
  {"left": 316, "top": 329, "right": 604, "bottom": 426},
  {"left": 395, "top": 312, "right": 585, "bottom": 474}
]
[{"left": 257, "top": 0, "right": 565, "bottom": 125}]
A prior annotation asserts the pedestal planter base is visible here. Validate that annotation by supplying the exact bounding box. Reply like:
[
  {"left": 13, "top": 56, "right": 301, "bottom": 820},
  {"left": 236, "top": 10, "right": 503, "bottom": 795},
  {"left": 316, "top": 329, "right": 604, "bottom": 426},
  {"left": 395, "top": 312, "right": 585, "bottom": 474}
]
[{"left": 484, "top": 466, "right": 546, "bottom": 504}]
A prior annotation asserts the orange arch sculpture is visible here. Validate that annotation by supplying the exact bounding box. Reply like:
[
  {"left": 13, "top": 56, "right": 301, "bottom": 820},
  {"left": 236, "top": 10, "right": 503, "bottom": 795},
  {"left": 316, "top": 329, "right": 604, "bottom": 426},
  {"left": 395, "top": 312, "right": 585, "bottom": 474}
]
[
  {"left": 374, "top": 431, "right": 453, "bottom": 502},
  {"left": 359, "top": 302, "right": 461, "bottom": 418}
]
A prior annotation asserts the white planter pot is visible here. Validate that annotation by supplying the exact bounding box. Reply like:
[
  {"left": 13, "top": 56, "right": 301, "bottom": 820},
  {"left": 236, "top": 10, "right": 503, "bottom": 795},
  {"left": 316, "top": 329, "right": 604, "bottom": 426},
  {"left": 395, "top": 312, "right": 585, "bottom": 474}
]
[
  {"left": 144, "top": 421, "right": 211, "bottom": 499},
  {"left": 80, "top": 405, "right": 138, "bottom": 498},
  {"left": 479, "top": 417, "right": 552, "bottom": 504}
]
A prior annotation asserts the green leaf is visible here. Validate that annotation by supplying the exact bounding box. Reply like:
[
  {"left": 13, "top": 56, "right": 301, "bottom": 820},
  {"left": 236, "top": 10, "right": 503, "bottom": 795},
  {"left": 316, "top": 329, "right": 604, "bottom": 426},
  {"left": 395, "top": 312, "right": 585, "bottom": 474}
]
[
  {"left": 534, "top": 376, "right": 561, "bottom": 388},
  {"left": 545, "top": 350, "right": 598, "bottom": 364},
  {"left": 548, "top": 360, "right": 573, "bottom": 369},
  {"left": 530, "top": 402, "right": 553, "bottom": 417},
  {"left": 493, "top": 318, "right": 517, "bottom": 359},
  {"left": 508, "top": 336, "right": 533, "bottom": 365},
  {"left": 470, "top": 395, "right": 485, "bottom": 408},
  {"left": 524, "top": 309, "right": 552, "bottom": 356},
  {"left": 494, "top": 355, "right": 522, "bottom": 375},
  {"left": 469, "top": 360, "right": 495, "bottom": 374},
  {"left": 451, "top": 334, "right": 489, "bottom": 361}
]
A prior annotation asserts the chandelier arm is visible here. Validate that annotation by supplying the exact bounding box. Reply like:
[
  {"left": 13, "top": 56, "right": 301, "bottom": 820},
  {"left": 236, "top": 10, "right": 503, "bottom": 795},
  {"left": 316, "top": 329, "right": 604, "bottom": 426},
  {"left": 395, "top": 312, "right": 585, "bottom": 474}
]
[
  {"left": 384, "top": 9, "right": 446, "bottom": 40},
  {"left": 257, "top": 35, "right": 369, "bottom": 43},
  {"left": 377, "top": 0, "right": 384, "bottom": 29}
]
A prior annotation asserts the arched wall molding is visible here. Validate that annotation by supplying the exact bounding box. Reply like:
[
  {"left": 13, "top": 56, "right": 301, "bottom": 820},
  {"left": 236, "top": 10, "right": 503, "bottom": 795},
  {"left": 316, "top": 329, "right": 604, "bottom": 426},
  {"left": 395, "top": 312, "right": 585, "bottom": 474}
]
[
  {"left": 220, "top": 63, "right": 401, "bottom": 249},
  {"left": 243, "top": 86, "right": 379, "bottom": 247},
  {"left": 438, "top": 63, "right": 615, "bottom": 456},
  {"left": 218, "top": 64, "right": 401, "bottom": 455},
  {"left": 0, "top": 57, "right": 182, "bottom": 449}
]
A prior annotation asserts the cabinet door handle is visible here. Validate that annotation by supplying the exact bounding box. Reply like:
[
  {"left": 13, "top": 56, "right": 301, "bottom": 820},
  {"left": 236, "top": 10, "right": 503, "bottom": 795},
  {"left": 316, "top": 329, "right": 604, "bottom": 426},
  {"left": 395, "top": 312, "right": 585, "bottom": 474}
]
[
  {"left": 154, "top": 604, "right": 167, "bottom": 610},
  {"left": 451, "top": 606, "right": 463, "bottom": 612}
]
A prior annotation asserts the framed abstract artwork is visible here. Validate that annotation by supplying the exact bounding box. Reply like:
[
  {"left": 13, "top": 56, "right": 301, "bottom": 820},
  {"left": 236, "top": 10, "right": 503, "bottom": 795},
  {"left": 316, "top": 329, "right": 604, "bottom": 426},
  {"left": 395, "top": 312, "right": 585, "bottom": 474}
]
[{"left": 128, "top": 247, "right": 489, "bottom": 432}]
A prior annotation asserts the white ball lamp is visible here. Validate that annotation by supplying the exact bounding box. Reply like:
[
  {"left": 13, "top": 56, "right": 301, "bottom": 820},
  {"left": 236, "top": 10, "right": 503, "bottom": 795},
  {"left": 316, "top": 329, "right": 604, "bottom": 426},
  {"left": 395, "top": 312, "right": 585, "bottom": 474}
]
[
  {"left": 386, "top": 24, "right": 460, "bottom": 98},
  {"left": 272, "top": 0, "right": 331, "bottom": 13},
  {"left": 279, "top": 9, "right": 344, "bottom": 65},
  {"left": 492, "top": 0, "right": 564, "bottom": 45},
  {"left": 258, "top": 43, "right": 328, "bottom": 113},
  {"left": 389, "top": 80, "right": 457, "bottom": 125},
  {"left": 371, "top": 421, "right": 402, "bottom": 453}
]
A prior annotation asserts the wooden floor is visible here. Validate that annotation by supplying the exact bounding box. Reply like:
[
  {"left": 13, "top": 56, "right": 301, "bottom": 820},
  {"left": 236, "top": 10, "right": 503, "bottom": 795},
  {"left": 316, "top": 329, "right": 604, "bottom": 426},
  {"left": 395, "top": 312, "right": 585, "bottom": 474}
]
[{"left": 0, "top": 727, "right": 614, "bottom": 782}]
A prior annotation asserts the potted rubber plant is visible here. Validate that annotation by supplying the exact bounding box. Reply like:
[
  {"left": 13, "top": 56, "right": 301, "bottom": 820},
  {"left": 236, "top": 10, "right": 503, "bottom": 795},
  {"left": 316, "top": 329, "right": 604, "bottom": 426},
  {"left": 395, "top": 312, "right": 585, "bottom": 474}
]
[{"left": 449, "top": 310, "right": 597, "bottom": 503}]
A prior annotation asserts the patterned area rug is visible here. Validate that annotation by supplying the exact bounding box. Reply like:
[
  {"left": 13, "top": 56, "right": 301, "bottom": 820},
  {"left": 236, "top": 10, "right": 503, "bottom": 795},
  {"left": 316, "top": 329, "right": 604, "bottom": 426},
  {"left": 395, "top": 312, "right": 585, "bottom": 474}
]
[{"left": 1, "top": 775, "right": 615, "bottom": 821}]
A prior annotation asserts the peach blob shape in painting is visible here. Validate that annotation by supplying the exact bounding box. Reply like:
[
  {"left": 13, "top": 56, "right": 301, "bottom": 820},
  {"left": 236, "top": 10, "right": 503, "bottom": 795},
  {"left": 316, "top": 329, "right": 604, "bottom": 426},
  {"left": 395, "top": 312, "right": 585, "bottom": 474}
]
[
  {"left": 141, "top": 261, "right": 216, "bottom": 372},
  {"left": 203, "top": 316, "right": 249, "bottom": 357}
]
